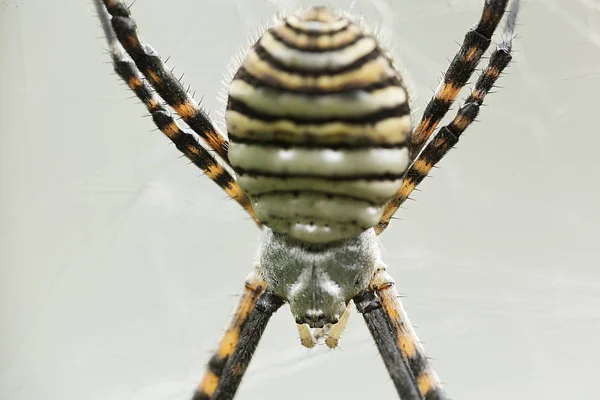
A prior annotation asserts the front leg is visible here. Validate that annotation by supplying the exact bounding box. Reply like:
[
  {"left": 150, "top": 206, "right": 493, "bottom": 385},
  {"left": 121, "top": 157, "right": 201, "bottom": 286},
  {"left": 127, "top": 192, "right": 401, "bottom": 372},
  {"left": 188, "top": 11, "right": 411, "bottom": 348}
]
[
  {"left": 376, "top": 0, "right": 520, "bottom": 234},
  {"left": 98, "top": 0, "right": 229, "bottom": 160},
  {"left": 93, "top": 0, "right": 261, "bottom": 225}
]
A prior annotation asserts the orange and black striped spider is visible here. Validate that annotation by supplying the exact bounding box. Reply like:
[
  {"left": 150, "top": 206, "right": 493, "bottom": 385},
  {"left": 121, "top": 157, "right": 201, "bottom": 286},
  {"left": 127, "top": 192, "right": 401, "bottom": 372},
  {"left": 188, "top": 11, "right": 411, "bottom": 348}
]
[{"left": 93, "top": 1, "right": 520, "bottom": 399}]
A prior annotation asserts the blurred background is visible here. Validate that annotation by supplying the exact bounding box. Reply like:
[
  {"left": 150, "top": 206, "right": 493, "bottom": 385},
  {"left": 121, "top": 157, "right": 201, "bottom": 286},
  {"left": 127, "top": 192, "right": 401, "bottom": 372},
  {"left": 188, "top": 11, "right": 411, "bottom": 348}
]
[{"left": 1, "top": 0, "right": 599, "bottom": 399}]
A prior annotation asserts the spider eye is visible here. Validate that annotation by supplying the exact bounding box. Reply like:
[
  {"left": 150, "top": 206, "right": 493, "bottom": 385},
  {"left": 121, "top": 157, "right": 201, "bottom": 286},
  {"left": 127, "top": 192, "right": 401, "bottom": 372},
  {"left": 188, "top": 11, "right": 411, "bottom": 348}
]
[{"left": 299, "top": 311, "right": 327, "bottom": 328}]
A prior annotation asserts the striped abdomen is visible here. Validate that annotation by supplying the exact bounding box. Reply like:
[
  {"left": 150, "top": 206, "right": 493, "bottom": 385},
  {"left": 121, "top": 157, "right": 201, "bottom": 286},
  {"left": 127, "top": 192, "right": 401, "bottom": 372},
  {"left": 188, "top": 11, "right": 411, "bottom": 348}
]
[{"left": 227, "top": 6, "right": 412, "bottom": 243}]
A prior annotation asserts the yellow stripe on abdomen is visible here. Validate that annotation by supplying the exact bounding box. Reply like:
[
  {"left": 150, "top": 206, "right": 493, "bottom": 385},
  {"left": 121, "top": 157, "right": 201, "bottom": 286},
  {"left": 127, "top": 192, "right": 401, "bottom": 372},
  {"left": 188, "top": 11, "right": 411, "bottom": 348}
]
[{"left": 226, "top": 6, "right": 413, "bottom": 243}]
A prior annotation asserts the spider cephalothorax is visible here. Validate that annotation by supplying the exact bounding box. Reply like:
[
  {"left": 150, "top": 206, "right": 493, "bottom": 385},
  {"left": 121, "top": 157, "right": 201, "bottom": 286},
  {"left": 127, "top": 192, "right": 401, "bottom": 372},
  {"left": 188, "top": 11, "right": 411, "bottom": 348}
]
[
  {"left": 259, "top": 228, "right": 380, "bottom": 327},
  {"left": 93, "top": 1, "right": 520, "bottom": 399}
]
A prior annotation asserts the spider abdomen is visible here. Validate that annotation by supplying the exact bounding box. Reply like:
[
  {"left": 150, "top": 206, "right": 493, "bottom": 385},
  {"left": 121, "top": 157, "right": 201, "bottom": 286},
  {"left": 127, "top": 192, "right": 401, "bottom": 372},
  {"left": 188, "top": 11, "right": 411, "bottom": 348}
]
[{"left": 227, "top": 6, "right": 412, "bottom": 243}]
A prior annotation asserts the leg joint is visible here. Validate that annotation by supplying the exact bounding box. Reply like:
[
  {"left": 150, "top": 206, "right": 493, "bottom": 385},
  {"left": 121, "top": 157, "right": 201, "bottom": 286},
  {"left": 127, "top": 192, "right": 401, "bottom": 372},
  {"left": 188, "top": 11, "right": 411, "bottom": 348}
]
[{"left": 354, "top": 291, "right": 382, "bottom": 314}]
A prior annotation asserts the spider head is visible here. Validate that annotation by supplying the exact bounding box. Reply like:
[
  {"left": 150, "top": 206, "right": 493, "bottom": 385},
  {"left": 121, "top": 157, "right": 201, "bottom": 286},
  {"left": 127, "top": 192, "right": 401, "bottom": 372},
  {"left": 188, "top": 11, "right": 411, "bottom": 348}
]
[{"left": 288, "top": 268, "right": 348, "bottom": 328}]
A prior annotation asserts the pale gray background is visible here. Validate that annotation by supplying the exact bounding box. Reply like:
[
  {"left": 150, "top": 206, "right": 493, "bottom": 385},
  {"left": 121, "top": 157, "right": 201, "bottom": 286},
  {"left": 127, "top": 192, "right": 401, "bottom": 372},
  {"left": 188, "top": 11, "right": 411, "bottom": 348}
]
[{"left": 1, "top": 0, "right": 599, "bottom": 399}]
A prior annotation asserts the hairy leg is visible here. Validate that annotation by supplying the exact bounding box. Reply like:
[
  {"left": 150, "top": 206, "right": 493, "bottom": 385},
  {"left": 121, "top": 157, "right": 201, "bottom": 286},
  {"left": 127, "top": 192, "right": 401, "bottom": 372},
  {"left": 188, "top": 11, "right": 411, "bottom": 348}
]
[
  {"left": 93, "top": 0, "right": 260, "bottom": 225},
  {"left": 192, "top": 273, "right": 271, "bottom": 400},
  {"left": 209, "top": 291, "right": 284, "bottom": 400},
  {"left": 96, "top": 0, "right": 229, "bottom": 160},
  {"left": 410, "top": 0, "right": 511, "bottom": 155},
  {"left": 370, "top": 268, "right": 446, "bottom": 399},
  {"left": 355, "top": 290, "right": 423, "bottom": 400},
  {"left": 377, "top": 0, "right": 520, "bottom": 233}
]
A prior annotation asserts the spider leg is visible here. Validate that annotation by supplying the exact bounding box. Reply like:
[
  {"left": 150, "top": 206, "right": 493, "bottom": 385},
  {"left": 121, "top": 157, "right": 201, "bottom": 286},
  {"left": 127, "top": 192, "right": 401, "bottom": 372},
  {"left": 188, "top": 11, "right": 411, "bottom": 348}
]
[
  {"left": 410, "top": 0, "right": 511, "bottom": 156},
  {"left": 210, "top": 291, "right": 284, "bottom": 400},
  {"left": 192, "top": 273, "right": 284, "bottom": 400},
  {"left": 95, "top": 0, "right": 229, "bottom": 161},
  {"left": 377, "top": 0, "right": 519, "bottom": 233},
  {"left": 93, "top": 1, "right": 260, "bottom": 225},
  {"left": 193, "top": 273, "right": 265, "bottom": 399},
  {"left": 373, "top": 267, "right": 447, "bottom": 399},
  {"left": 354, "top": 289, "right": 422, "bottom": 400}
]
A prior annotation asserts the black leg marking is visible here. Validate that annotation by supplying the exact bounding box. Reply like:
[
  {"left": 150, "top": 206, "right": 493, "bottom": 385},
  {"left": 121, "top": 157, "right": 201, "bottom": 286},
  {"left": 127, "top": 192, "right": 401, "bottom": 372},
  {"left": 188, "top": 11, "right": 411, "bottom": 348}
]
[
  {"left": 98, "top": 0, "right": 229, "bottom": 161},
  {"left": 355, "top": 291, "right": 422, "bottom": 400},
  {"left": 410, "top": 0, "right": 511, "bottom": 156},
  {"left": 93, "top": 0, "right": 261, "bottom": 225},
  {"left": 370, "top": 269, "right": 447, "bottom": 399},
  {"left": 377, "top": 0, "right": 520, "bottom": 234},
  {"left": 210, "top": 291, "right": 285, "bottom": 400}
]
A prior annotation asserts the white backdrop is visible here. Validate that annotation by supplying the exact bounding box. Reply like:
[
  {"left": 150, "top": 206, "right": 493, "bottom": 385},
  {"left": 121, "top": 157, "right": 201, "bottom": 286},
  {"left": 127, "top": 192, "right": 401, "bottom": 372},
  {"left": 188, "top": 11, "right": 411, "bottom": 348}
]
[{"left": 1, "top": 0, "right": 599, "bottom": 399}]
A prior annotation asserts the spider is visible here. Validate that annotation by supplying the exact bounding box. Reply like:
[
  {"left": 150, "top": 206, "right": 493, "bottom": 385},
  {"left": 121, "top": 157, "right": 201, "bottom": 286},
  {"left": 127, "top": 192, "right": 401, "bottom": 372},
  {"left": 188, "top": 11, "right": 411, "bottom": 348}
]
[{"left": 93, "top": 0, "right": 520, "bottom": 399}]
